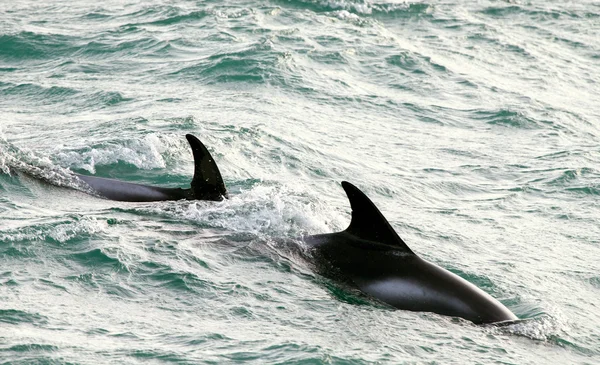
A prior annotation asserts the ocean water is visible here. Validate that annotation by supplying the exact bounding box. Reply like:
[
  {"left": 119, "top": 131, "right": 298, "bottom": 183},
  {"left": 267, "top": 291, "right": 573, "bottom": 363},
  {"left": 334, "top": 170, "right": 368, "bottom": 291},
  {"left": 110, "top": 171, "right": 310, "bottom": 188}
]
[{"left": 1, "top": 0, "right": 599, "bottom": 363}]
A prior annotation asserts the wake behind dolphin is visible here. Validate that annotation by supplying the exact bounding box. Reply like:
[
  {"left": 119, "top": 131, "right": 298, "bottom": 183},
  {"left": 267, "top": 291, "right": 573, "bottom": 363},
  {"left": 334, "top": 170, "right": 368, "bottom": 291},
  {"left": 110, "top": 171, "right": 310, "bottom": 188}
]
[{"left": 304, "top": 182, "right": 518, "bottom": 324}]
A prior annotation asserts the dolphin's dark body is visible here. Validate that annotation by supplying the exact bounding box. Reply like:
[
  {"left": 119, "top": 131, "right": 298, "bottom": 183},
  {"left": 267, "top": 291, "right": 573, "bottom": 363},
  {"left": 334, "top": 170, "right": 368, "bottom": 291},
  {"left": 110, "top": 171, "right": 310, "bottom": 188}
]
[
  {"left": 75, "top": 174, "right": 192, "bottom": 201},
  {"left": 17, "top": 134, "right": 227, "bottom": 202},
  {"left": 75, "top": 134, "right": 227, "bottom": 202},
  {"left": 305, "top": 182, "right": 518, "bottom": 324}
]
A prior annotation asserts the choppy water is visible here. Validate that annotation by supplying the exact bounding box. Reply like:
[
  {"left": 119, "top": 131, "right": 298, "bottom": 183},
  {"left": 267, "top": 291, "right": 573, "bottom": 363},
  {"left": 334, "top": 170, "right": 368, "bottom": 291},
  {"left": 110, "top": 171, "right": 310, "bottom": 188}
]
[{"left": 1, "top": 0, "right": 599, "bottom": 364}]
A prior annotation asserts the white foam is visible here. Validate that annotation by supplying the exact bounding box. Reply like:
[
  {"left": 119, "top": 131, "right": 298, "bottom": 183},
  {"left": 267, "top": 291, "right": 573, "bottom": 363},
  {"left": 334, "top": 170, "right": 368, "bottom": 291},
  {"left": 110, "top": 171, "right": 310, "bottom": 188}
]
[
  {"left": 48, "top": 217, "right": 108, "bottom": 243},
  {"left": 51, "top": 133, "right": 191, "bottom": 173},
  {"left": 133, "top": 183, "right": 348, "bottom": 239},
  {"left": 0, "top": 216, "right": 108, "bottom": 244},
  {"left": 333, "top": 10, "right": 361, "bottom": 21},
  {"left": 496, "top": 310, "right": 568, "bottom": 341},
  {"left": 0, "top": 137, "right": 89, "bottom": 191},
  {"left": 319, "top": 0, "right": 374, "bottom": 14}
]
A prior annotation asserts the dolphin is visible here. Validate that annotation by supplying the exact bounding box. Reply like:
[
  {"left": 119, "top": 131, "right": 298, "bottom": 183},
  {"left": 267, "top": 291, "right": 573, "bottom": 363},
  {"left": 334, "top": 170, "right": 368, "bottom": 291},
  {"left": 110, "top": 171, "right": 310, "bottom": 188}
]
[
  {"left": 74, "top": 134, "right": 227, "bottom": 202},
  {"left": 12, "top": 134, "right": 227, "bottom": 202},
  {"left": 304, "top": 181, "right": 518, "bottom": 324}
]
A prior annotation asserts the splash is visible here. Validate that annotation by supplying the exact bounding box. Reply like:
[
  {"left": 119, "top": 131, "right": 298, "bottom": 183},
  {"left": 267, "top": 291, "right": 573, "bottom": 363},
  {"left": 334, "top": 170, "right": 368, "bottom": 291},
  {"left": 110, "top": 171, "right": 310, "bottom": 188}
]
[
  {"left": 0, "top": 216, "right": 107, "bottom": 244},
  {"left": 0, "top": 135, "right": 90, "bottom": 192},
  {"left": 126, "top": 182, "right": 348, "bottom": 238},
  {"left": 52, "top": 133, "right": 191, "bottom": 173}
]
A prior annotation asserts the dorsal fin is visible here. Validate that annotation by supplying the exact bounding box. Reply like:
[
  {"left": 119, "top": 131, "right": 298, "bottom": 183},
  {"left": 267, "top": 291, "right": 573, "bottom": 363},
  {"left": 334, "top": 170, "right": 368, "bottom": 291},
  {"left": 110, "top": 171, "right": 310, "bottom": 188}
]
[
  {"left": 341, "top": 181, "right": 414, "bottom": 253},
  {"left": 186, "top": 134, "right": 228, "bottom": 201}
]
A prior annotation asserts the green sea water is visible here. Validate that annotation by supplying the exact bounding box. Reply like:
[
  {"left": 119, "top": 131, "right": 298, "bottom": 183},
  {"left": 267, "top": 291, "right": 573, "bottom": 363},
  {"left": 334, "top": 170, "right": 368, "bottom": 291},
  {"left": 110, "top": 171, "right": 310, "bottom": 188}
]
[{"left": 1, "top": 0, "right": 599, "bottom": 364}]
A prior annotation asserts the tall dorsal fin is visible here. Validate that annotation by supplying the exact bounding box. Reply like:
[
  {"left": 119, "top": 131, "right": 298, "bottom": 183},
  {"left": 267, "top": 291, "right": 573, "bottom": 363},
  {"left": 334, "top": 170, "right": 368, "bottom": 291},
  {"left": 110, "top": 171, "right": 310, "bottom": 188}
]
[
  {"left": 341, "top": 181, "right": 414, "bottom": 253},
  {"left": 186, "top": 134, "right": 228, "bottom": 201}
]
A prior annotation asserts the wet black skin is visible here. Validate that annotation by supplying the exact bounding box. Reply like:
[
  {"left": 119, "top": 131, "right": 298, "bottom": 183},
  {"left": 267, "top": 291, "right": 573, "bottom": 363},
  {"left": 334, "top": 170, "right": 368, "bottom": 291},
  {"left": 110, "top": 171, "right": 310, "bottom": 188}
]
[{"left": 305, "top": 182, "right": 518, "bottom": 324}]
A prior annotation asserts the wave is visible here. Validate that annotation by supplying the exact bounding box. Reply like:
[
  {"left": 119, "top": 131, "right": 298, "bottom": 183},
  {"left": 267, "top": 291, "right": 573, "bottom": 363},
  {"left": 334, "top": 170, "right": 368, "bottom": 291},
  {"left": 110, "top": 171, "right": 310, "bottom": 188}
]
[
  {"left": 0, "top": 32, "right": 78, "bottom": 61},
  {"left": 126, "top": 182, "right": 346, "bottom": 237},
  {"left": 0, "top": 81, "right": 132, "bottom": 112},
  {"left": 480, "top": 4, "right": 600, "bottom": 20},
  {"left": 277, "top": 0, "right": 433, "bottom": 18},
  {"left": 52, "top": 132, "right": 193, "bottom": 175},
  {"left": 0, "top": 137, "right": 91, "bottom": 192},
  {"left": 0, "top": 81, "right": 79, "bottom": 102},
  {"left": 471, "top": 108, "right": 543, "bottom": 129},
  {"left": 171, "top": 42, "right": 286, "bottom": 85},
  {"left": 0, "top": 309, "right": 48, "bottom": 325},
  {"left": 0, "top": 216, "right": 107, "bottom": 245}
]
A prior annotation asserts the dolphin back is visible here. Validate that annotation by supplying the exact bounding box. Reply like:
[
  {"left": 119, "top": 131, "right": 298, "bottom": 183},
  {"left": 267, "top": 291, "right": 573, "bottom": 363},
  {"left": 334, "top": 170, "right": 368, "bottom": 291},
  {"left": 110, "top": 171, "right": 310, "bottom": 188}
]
[
  {"left": 309, "top": 181, "right": 518, "bottom": 324},
  {"left": 73, "top": 134, "right": 227, "bottom": 202}
]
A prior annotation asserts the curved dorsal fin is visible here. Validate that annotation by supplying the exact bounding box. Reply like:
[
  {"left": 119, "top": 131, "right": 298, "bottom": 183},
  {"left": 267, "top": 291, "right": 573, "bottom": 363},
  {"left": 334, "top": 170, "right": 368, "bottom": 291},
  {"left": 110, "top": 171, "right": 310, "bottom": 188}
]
[
  {"left": 341, "top": 181, "right": 414, "bottom": 254},
  {"left": 186, "top": 134, "right": 228, "bottom": 201}
]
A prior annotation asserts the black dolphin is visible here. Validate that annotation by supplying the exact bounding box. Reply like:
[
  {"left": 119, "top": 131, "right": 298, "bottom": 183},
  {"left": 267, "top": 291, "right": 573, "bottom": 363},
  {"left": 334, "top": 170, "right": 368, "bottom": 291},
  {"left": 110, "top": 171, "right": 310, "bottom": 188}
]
[
  {"left": 305, "top": 181, "right": 518, "bottom": 324},
  {"left": 13, "top": 134, "right": 227, "bottom": 202},
  {"left": 75, "top": 134, "right": 227, "bottom": 202}
]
